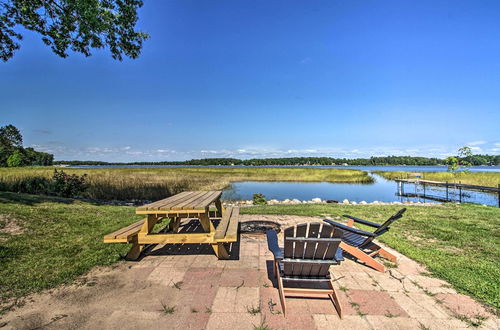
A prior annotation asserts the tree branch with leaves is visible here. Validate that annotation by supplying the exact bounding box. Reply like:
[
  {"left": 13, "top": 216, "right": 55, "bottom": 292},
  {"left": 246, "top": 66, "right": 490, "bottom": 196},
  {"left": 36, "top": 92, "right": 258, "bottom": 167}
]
[{"left": 0, "top": 0, "right": 148, "bottom": 61}]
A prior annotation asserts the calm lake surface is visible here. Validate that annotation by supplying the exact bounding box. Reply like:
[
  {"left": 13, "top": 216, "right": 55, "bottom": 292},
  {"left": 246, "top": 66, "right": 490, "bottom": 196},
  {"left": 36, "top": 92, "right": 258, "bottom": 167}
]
[{"left": 221, "top": 174, "right": 499, "bottom": 206}]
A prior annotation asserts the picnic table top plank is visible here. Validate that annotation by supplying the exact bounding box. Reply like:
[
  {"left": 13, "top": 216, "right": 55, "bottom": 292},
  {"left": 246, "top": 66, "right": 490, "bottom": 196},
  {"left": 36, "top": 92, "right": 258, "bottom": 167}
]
[
  {"left": 192, "top": 191, "right": 222, "bottom": 209},
  {"left": 154, "top": 191, "right": 199, "bottom": 210},
  {"left": 178, "top": 191, "right": 213, "bottom": 210},
  {"left": 136, "top": 191, "right": 191, "bottom": 211},
  {"left": 136, "top": 191, "right": 222, "bottom": 212},
  {"left": 171, "top": 191, "right": 210, "bottom": 210}
]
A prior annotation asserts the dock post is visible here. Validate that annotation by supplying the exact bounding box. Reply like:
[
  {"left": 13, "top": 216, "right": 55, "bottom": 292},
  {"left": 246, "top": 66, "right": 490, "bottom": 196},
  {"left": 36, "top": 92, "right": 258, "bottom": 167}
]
[
  {"left": 498, "top": 184, "right": 500, "bottom": 208},
  {"left": 446, "top": 182, "right": 449, "bottom": 202},
  {"left": 423, "top": 182, "right": 426, "bottom": 201},
  {"left": 415, "top": 181, "right": 418, "bottom": 201}
]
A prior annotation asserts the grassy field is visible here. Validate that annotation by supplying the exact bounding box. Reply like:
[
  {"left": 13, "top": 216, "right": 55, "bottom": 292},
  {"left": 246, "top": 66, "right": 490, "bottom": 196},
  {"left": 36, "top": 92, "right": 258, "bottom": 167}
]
[
  {"left": 374, "top": 170, "right": 500, "bottom": 187},
  {"left": 0, "top": 167, "right": 372, "bottom": 201},
  {"left": 243, "top": 203, "right": 500, "bottom": 310},
  {"left": 0, "top": 192, "right": 141, "bottom": 305},
  {"left": 1, "top": 191, "right": 498, "bottom": 312}
]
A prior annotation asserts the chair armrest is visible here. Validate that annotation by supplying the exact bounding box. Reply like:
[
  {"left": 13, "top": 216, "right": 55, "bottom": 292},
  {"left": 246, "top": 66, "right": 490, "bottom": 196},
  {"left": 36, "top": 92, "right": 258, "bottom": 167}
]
[
  {"left": 266, "top": 230, "right": 283, "bottom": 259},
  {"left": 343, "top": 215, "right": 381, "bottom": 228},
  {"left": 323, "top": 219, "right": 376, "bottom": 237}
]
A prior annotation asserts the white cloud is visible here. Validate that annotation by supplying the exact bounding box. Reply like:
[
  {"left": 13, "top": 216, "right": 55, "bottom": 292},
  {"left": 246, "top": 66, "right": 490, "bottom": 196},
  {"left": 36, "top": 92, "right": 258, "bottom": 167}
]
[
  {"left": 467, "top": 140, "right": 486, "bottom": 146},
  {"left": 469, "top": 146, "right": 482, "bottom": 151}
]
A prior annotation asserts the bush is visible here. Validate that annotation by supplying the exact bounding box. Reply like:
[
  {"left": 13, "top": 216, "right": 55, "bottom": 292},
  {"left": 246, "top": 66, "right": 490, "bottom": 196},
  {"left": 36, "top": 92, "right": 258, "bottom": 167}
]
[
  {"left": 253, "top": 193, "right": 267, "bottom": 205},
  {"left": 52, "top": 169, "right": 88, "bottom": 197}
]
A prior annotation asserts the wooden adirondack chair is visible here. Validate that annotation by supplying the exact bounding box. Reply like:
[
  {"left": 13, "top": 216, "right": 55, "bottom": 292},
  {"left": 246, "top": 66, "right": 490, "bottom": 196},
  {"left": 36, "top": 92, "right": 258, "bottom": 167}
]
[
  {"left": 323, "top": 208, "right": 406, "bottom": 272},
  {"left": 266, "top": 222, "right": 344, "bottom": 317}
]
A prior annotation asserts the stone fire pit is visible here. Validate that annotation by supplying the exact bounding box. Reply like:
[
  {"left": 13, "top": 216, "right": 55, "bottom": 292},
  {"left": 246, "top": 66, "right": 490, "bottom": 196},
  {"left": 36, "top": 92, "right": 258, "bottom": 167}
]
[{"left": 240, "top": 220, "right": 281, "bottom": 234}]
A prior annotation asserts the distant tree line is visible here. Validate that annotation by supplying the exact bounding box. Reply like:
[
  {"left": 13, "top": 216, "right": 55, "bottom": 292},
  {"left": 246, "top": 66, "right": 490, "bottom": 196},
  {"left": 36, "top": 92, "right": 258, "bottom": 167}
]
[
  {"left": 54, "top": 154, "right": 500, "bottom": 166},
  {"left": 0, "top": 125, "right": 54, "bottom": 167}
]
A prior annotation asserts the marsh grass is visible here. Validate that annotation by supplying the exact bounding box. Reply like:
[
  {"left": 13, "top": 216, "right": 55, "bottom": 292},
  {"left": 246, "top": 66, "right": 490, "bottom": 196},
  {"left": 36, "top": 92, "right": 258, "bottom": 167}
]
[
  {"left": 374, "top": 171, "right": 500, "bottom": 188},
  {"left": 0, "top": 167, "right": 372, "bottom": 201}
]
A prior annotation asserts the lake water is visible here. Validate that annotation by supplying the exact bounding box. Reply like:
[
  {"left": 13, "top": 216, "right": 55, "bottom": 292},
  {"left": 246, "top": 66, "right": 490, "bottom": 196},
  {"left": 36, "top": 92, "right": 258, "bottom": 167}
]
[{"left": 221, "top": 174, "right": 499, "bottom": 206}]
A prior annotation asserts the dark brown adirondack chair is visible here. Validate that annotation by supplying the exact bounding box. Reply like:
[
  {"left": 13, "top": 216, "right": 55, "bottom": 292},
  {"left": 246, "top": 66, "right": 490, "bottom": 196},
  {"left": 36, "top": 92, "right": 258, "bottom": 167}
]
[
  {"left": 266, "top": 222, "right": 344, "bottom": 317},
  {"left": 323, "top": 208, "right": 406, "bottom": 272}
]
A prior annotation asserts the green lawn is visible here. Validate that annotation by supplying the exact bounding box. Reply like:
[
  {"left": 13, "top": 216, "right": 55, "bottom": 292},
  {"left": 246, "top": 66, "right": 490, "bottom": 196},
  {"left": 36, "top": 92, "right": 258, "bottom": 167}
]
[
  {"left": 1, "top": 191, "right": 499, "bottom": 312},
  {"left": 242, "top": 203, "right": 500, "bottom": 310},
  {"left": 0, "top": 192, "right": 141, "bottom": 304}
]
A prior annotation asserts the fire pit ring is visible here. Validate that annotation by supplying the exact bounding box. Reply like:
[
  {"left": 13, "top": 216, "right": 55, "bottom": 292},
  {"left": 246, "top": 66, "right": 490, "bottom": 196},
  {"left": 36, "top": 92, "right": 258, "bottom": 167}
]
[{"left": 240, "top": 221, "right": 281, "bottom": 234}]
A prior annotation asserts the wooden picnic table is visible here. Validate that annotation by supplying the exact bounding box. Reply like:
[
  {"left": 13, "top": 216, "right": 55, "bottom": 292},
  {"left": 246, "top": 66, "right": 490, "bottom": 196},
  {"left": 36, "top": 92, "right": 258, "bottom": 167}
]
[{"left": 104, "top": 191, "right": 240, "bottom": 260}]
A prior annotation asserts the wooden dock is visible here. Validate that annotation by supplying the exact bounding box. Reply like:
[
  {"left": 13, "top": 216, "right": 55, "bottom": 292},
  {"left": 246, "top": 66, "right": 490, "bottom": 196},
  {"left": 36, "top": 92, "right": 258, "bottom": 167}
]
[
  {"left": 394, "top": 179, "right": 500, "bottom": 207},
  {"left": 394, "top": 179, "right": 500, "bottom": 193}
]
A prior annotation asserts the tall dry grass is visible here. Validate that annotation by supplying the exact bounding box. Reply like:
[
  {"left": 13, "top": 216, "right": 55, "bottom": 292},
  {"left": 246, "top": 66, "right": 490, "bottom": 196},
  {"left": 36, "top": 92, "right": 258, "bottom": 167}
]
[{"left": 0, "top": 167, "right": 373, "bottom": 201}]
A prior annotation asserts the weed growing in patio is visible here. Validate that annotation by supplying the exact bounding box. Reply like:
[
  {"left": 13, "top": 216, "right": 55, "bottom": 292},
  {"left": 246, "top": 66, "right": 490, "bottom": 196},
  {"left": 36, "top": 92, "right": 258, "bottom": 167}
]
[
  {"left": 267, "top": 299, "right": 281, "bottom": 315},
  {"left": 455, "top": 314, "right": 488, "bottom": 328},
  {"left": 384, "top": 312, "right": 397, "bottom": 318},
  {"left": 191, "top": 308, "right": 198, "bottom": 313},
  {"left": 247, "top": 305, "right": 261, "bottom": 315},
  {"left": 381, "top": 259, "right": 398, "bottom": 269},
  {"left": 418, "top": 323, "right": 430, "bottom": 330},
  {"left": 172, "top": 281, "right": 183, "bottom": 290},
  {"left": 253, "top": 318, "right": 272, "bottom": 330},
  {"left": 160, "top": 301, "right": 175, "bottom": 315},
  {"left": 349, "top": 302, "right": 359, "bottom": 308},
  {"left": 205, "top": 307, "right": 212, "bottom": 314}
]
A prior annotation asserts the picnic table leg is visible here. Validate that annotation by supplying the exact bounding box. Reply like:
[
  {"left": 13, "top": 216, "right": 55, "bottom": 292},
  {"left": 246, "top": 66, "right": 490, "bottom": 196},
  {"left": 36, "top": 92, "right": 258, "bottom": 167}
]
[
  {"left": 125, "top": 235, "right": 143, "bottom": 260},
  {"left": 128, "top": 214, "right": 158, "bottom": 260},
  {"left": 199, "top": 213, "right": 230, "bottom": 259},
  {"left": 169, "top": 217, "right": 181, "bottom": 233},
  {"left": 215, "top": 198, "right": 225, "bottom": 217}
]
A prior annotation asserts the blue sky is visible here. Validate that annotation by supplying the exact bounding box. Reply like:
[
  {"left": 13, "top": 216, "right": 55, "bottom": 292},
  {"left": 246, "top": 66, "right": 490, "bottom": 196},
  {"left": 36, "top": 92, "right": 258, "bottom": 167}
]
[{"left": 1, "top": 0, "right": 499, "bottom": 161}]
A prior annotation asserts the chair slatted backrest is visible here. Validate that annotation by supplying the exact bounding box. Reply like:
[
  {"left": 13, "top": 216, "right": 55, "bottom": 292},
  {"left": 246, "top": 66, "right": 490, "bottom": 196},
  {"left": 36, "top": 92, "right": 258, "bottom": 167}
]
[
  {"left": 283, "top": 222, "right": 342, "bottom": 278},
  {"left": 373, "top": 208, "right": 406, "bottom": 236}
]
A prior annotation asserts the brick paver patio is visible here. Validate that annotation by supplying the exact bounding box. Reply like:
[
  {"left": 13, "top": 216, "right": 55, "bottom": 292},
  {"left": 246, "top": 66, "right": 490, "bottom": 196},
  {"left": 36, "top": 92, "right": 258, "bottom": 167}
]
[{"left": 1, "top": 215, "right": 498, "bottom": 329}]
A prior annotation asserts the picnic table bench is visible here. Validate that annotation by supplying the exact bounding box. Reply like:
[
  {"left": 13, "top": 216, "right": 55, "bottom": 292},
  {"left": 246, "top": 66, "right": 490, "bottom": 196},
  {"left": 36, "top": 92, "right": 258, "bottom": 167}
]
[{"left": 104, "top": 191, "right": 240, "bottom": 260}]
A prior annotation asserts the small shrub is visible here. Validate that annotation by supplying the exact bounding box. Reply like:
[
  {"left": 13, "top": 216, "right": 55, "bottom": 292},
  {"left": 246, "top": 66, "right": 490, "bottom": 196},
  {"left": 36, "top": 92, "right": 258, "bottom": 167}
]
[
  {"left": 253, "top": 193, "right": 267, "bottom": 205},
  {"left": 51, "top": 169, "right": 88, "bottom": 198}
]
